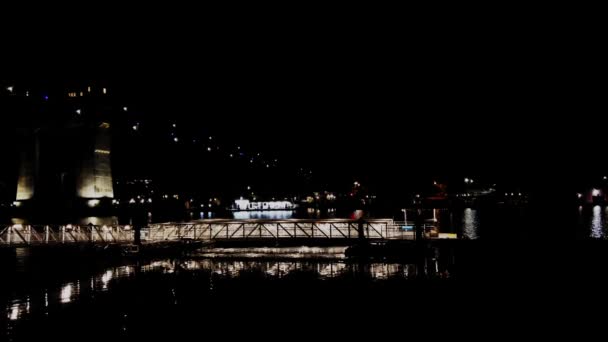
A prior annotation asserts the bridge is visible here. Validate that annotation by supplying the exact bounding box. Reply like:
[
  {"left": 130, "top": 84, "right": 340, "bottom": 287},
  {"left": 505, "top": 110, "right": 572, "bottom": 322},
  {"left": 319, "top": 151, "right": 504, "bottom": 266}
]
[{"left": 0, "top": 219, "right": 431, "bottom": 247}]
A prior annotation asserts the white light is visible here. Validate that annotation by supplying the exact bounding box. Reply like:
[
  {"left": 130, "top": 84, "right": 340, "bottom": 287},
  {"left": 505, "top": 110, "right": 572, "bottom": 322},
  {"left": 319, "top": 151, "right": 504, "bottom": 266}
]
[
  {"left": 9, "top": 304, "right": 19, "bottom": 320},
  {"left": 593, "top": 189, "right": 601, "bottom": 197},
  {"left": 237, "top": 146, "right": 241, "bottom": 150},
  {"left": 123, "top": 107, "right": 128, "bottom": 111},
  {"left": 60, "top": 284, "right": 73, "bottom": 304},
  {"left": 174, "top": 137, "right": 179, "bottom": 142},
  {"left": 148, "top": 198, "right": 153, "bottom": 203},
  {"left": 87, "top": 199, "right": 100, "bottom": 207},
  {"left": 577, "top": 193, "right": 583, "bottom": 199},
  {"left": 207, "top": 147, "right": 212, "bottom": 151},
  {"left": 132, "top": 125, "right": 138, "bottom": 131},
  {"left": 209, "top": 136, "right": 213, "bottom": 140},
  {"left": 75, "top": 109, "right": 81, "bottom": 115},
  {"left": 518, "top": 193, "right": 522, "bottom": 196},
  {"left": 172, "top": 123, "right": 176, "bottom": 128},
  {"left": 604, "top": 176, "right": 607, "bottom": 180},
  {"left": 25, "top": 91, "right": 29, "bottom": 97},
  {"left": 266, "top": 164, "right": 270, "bottom": 168},
  {"left": 102, "top": 88, "right": 107, "bottom": 94},
  {"left": 129, "top": 198, "right": 136, "bottom": 204},
  {"left": 230, "top": 154, "right": 234, "bottom": 158},
  {"left": 464, "top": 178, "right": 469, "bottom": 183},
  {"left": 250, "top": 159, "right": 254, "bottom": 163},
  {"left": 7, "top": 86, "right": 13, "bottom": 92}
]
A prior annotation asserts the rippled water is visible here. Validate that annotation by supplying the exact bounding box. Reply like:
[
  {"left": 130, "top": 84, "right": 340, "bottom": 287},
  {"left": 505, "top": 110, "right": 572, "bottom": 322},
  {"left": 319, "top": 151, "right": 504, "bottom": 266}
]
[{"left": 1, "top": 246, "right": 454, "bottom": 341}]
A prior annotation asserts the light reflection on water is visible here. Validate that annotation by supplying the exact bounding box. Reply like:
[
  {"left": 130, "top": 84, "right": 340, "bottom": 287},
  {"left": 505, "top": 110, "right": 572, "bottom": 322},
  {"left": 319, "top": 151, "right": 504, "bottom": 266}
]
[
  {"left": 462, "top": 208, "right": 479, "bottom": 240},
  {"left": 590, "top": 205, "right": 607, "bottom": 239},
  {"left": 3, "top": 255, "right": 444, "bottom": 325}
]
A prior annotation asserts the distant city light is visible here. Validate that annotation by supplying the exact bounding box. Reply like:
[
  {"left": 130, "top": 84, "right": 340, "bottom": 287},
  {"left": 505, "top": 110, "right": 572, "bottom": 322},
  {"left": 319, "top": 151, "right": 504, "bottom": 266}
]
[
  {"left": 44, "top": 95, "right": 48, "bottom": 100},
  {"left": 75, "top": 109, "right": 81, "bottom": 115},
  {"left": 172, "top": 123, "right": 176, "bottom": 128},
  {"left": 102, "top": 88, "right": 107, "bottom": 94},
  {"left": 207, "top": 147, "right": 212, "bottom": 151},
  {"left": 123, "top": 107, "right": 128, "bottom": 111},
  {"left": 593, "top": 189, "right": 601, "bottom": 197},
  {"left": 577, "top": 193, "right": 583, "bottom": 199},
  {"left": 132, "top": 125, "right": 138, "bottom": 131},
  {"left": 87, "top": 199, "right": 100, "bottom": 208},
  {"left": 174, "top": 137, "right": 179, "bottom": 142},
  {"left": 230, "top": 154, "right": 234, "bottom": 158},
  {"left": 604, "top": 176, "right": 607, "bottom": 180},
  {"left": 7, "top": 86, "right": 13, "bottom": 92},
  {"left": 129, "top": 198, "right": 136, "bottom": 204}
]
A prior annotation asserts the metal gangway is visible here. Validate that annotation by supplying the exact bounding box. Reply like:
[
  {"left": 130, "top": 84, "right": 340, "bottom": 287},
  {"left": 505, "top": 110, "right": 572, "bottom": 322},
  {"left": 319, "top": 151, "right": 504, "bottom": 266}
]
[
  {"left": 0, "top": 219, "right": 443, "bottom": 247},
  {"left": 0, "top": 224, "right": 134, "bottom": 247},
  {"left": 142, "top": 219, "right": 412, "bottom": 242}
]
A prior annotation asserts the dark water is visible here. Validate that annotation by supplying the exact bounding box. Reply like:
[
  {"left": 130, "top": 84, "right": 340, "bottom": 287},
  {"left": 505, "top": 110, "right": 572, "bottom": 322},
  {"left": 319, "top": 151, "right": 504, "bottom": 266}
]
[
  {"left": 6, "top": 238, "right": 608, "bottom": 339},
  {"left": 1, "top": 246, "right": 458, "bottom": 341}
]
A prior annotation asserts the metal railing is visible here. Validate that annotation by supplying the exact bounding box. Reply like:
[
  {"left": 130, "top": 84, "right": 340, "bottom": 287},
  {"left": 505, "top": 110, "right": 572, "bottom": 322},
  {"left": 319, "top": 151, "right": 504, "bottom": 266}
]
[
  {"left": 0, "top": 225, "right": 134, "bottom": 246},
  {"left": 143, "top": 219, "right": 399, "bottom": 242},
  {"left": 1, "top": 219, "right": 443, "bottom": 247}
]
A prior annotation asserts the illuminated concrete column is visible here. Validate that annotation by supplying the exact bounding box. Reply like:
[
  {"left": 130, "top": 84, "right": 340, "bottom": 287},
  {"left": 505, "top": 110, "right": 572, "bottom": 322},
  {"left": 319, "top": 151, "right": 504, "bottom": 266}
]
[
  {"left": 16, "top": 131, "right": 38, "bottom": 201},
  {"left": 76, "top": 122, "right": 114, "bottom": 199}
]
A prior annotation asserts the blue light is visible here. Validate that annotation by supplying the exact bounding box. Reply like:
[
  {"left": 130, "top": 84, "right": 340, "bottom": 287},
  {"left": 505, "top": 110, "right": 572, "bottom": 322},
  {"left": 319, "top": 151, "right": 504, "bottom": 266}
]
[{"left": 43, "top": 95, "right": 49, "bottom": 101}]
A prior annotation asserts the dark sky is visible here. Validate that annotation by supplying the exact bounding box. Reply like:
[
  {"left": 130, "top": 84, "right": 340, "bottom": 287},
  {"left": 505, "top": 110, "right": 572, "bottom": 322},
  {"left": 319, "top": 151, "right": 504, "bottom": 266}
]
[{"left": 2, "top": 10, "right": 607, "bottom": 197}]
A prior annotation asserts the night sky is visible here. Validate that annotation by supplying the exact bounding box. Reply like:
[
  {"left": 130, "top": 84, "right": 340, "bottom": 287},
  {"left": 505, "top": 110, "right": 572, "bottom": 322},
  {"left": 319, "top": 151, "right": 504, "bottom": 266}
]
[{"left": 1, "top": 11, "right": 606, "bottom": 201}]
